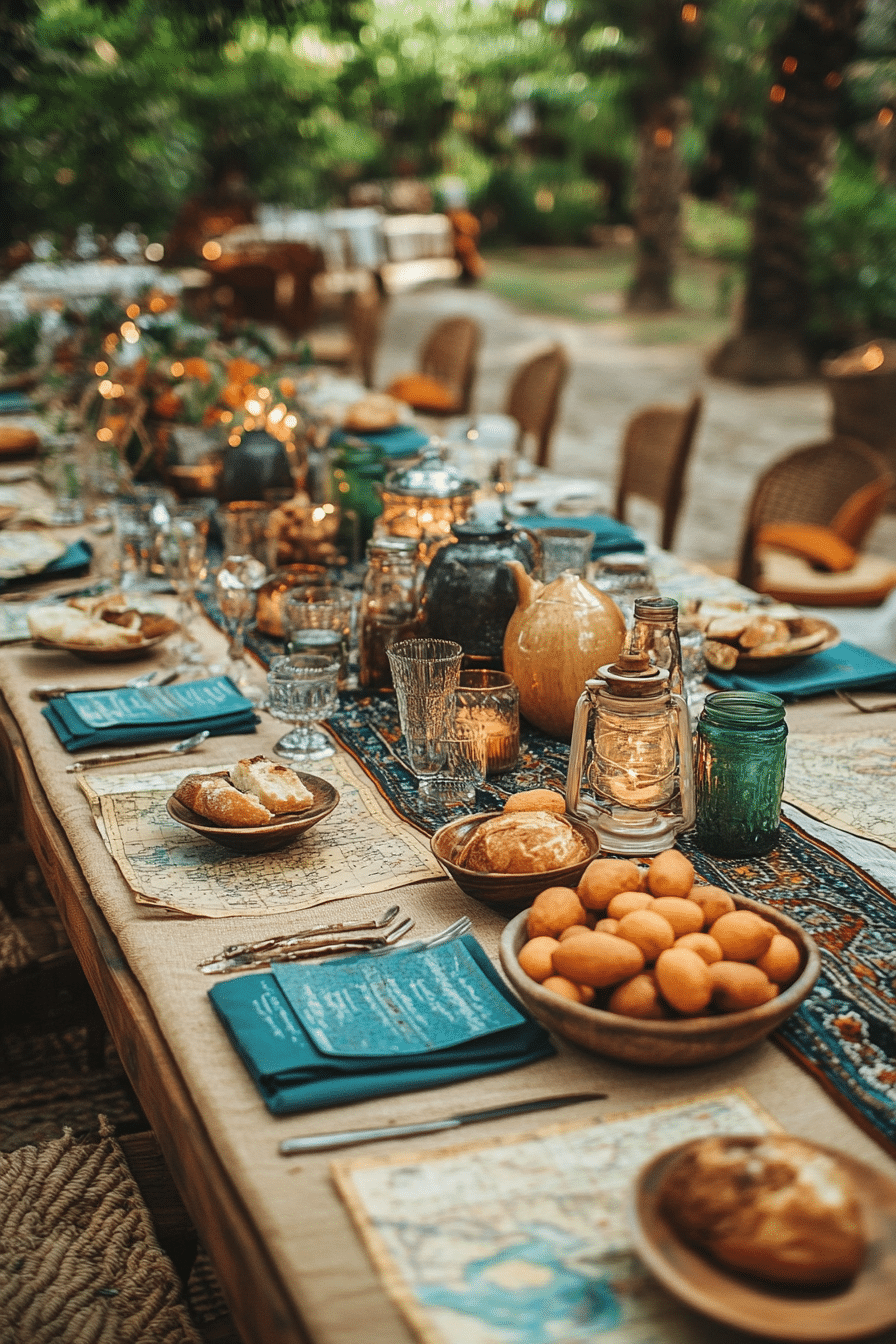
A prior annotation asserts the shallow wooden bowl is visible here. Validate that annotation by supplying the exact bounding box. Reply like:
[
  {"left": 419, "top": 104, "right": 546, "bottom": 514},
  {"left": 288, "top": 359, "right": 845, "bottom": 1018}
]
[
  {"left": 499, "top": 893, "right": 820, "bottom": 1066},
  {"left": 166, "top": 770, "right": 339, "bottom": 853},
  {"left": 430, "top": 811, "right": 600, "bottom": 914},
  {"left": 33, "top": 629, "right": 177, "bottom": 663},
  {"left": 630, "top": 1138, "right": 896, "bottom": 1340}
]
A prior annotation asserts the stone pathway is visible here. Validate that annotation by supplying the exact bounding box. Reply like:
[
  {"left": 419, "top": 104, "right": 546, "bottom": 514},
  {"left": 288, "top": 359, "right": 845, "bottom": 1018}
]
[{"left": 376, "top": 281, "right": 895, "bottom": 573}]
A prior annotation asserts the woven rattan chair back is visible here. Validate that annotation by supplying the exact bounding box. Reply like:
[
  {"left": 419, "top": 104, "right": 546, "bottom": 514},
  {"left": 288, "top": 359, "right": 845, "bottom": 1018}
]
[
  {"left": 736, "top": 435, "right": 893, "bottom": 589},
  {"left": 823, "top": 339, "right": 896, "bottom": 477},
  {"left": 614, "top": 393, "right": 703, "bottom": 551},
  {"left": 418, "top": 316, "right": 481, "bottom": 414},
  {"left": 504, "top": 344, "right": 570, "bottom": 468}
]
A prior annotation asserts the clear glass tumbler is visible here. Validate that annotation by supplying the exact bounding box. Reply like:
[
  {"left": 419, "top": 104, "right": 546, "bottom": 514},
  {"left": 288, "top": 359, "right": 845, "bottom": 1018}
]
[
  {"left": 267, "top": 652, "right": 340, "bottom": 761},
  {"left": 386, "top": 637, "right": 463, "bottom": 799}
]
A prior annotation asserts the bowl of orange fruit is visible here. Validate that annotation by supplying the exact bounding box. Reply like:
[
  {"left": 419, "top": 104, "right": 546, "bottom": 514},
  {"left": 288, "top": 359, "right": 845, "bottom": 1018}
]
[{"left": 498, "top": 849, "right": 820, "bottom": 1067}]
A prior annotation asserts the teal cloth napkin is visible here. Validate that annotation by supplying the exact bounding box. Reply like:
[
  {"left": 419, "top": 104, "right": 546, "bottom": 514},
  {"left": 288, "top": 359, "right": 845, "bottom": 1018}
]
[
  {"left": 0, "top": 539, "right": 92, "bottom": 593},
  {"left": 515, "top": 514, "right": 645, "bottom": 558},
  {"left": 43, "top": 675, "right": 259, "bottom": 751},
  {"left": 349, "top": 424, "right": 430, "bottom": 459},
  {"left": 705, "top": 640, "right": 896, "bottom": 700},
  {"left": 208, "top": 935, "right": 554, "bottom": 1116},
  {"left": 0, "top": 392, "right": 35, "bottom": 414}
]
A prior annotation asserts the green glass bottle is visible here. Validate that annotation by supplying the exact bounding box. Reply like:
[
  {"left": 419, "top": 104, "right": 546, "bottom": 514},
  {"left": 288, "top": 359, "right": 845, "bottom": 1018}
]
[{"left": 695, "top": 691, "right": 787, "bottom": 857}]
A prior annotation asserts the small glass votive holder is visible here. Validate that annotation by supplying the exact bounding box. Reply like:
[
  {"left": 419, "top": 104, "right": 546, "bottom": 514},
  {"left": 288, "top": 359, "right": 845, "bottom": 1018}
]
[
  {"left": 418, "top": 728, "right": 487, "bottom": 807},
  {"left": 452, "top": 670, "right": 520, "bottom": 775},
  {"left": 218, "top": 501, "right": 272, "bottom": 565}
]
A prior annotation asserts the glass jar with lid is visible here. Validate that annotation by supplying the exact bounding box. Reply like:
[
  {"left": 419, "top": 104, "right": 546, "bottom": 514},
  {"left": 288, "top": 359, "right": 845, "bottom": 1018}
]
[
  {"left": 695, "top": 691, "right": 787, "bottom": 857},
  {"left": 359, "top": 536, "right": 424, "bottom": 689},
  {"left": 629, "top": 596, "right": 684, "bottom": 697},
  {"left": 375, "top": 444, "right": 478, "bottom": 558}
]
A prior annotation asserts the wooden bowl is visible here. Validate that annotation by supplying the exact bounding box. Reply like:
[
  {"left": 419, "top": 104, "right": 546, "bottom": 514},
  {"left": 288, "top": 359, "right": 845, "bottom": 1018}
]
[
  {"left": 429, "top": 811, "right": 600, "bottom": 914},
  {"left": 499, "top": 894, "right": 820, "bottom": 1066},
  {"left": 630, "top": 1139, "right": 896, "bottom": 1340},
  {"left": 166, "top": 770, "right": 339, "bottom": 853}
]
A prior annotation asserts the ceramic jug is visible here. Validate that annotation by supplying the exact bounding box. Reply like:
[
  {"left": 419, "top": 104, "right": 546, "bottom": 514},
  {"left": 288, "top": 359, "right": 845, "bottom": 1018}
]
[
  {"left": 421, "top": 520, "right": 539, "bottom": 667},
  {"left": 502, "top": 561, "right": 626, "bottom": 739}
]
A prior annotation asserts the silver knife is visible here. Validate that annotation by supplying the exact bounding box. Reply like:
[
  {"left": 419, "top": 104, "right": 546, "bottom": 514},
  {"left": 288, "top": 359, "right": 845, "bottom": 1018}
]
[{"left": 279, "top": 1092, "right": 608, "bottom": 1155}]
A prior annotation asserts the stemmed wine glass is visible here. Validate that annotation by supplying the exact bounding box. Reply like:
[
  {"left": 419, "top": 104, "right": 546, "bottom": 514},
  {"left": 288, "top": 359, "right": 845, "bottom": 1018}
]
[
  {"left": 214, "top": 554, "right": 267, "bottom": 704},
  {"left": 266, "top": 653, "right": 339, "bottom": 760},
  {"left": 157, "top": 507, "right": 209, "bottom": 673}
]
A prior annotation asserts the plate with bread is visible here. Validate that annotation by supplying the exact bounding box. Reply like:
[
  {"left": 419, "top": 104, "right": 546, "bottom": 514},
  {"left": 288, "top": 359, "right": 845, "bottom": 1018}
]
[
  {"left": 167, "top": 756, "right": 339, "bottom": 852},
  {"left": 631, "top": 1134, "right": 896, "bottom": 1340},
  {"left": 692, "top": 601, "right": 840, "bottom": 674},
  {"left": 28, "top": 594, "right": 179, "bottom": 662}
]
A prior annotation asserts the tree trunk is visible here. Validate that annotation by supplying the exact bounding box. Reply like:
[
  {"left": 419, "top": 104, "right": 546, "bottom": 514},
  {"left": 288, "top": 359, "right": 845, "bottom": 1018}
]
[
  {"left": 627, "top": 97, "right": 687, "bottom": 314},
  {"left": 709, "top": 0, "right": 866, "bottom": 383}
]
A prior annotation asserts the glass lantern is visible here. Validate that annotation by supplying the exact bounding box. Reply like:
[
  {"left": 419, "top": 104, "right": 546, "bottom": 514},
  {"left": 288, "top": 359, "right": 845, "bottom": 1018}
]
[
  {"left": 565, "top": 651, "right": 695, "bottom": 855},
  {"left": 375, "top": 444, "right": 477, "bottom": 559}
]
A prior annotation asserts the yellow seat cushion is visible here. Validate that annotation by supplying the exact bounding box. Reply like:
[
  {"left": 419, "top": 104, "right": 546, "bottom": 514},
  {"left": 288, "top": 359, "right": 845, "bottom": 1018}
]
[
  {"left": 755, "top": 523, "right": 857, "bottom": 572},
  {"left": 829, "top": 476, "right": 892, "bottom": 546},
  {"left": 0, "top": 427, "right": 39, "bottom": 457},
  {"left": 756, "top": 548, "right": 896, "bottom": 607}
]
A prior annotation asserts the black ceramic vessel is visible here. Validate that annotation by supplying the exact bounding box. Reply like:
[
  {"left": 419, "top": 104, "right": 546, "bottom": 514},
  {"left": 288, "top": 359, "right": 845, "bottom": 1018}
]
[{"left": 421, "top": 519, "right": 539, "bottom": 666}]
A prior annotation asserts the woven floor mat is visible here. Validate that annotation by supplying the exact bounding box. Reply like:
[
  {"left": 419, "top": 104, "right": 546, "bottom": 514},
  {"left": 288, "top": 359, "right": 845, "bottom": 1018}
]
[{"left": 0, "top": 1119, "right": 201, "bottom": 1344}]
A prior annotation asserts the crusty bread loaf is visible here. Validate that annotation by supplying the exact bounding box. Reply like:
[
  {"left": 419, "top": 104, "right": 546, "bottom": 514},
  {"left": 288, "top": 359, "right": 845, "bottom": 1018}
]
[
  {"left": 503, "top": 788, "right": 566, "bottom": 815},
  {"left": 659, "top": 1135, "right": 867, "bottom": 1286},
  {"left": 458, "top": 811, "right": 589, "bottom": 874},
  {"left": 231, "top": 757, "right": 314, "bottom": 813},
  {"left": 175, "top": 774, "right": 273, "bottom": 827}
]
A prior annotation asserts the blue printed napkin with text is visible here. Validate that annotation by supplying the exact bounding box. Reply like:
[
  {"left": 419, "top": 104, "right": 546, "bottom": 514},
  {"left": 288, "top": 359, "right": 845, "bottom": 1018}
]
[
  {"left": 43, "top": 675, "right": 259, "bottom": 750},
  {"left": 208, "top": 935, "right": 554, "bottom": 1115}
]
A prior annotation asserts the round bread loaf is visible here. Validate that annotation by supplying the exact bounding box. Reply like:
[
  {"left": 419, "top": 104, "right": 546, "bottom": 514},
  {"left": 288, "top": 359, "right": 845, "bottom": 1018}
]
[
  {"left": 659, "top": 1135, "right": 867, "bottom": 1286},
  {"left": 457, "top": 811, "right": 589, "bottom": 874}
]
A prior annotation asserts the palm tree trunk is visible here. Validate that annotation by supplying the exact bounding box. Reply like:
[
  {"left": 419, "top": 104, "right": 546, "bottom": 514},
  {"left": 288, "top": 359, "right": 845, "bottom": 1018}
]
[
  {"left": 709, "top": 0, "right": 866, "bottom": 383},
  {"left": 627, "top": 97, "right": 687, "bottom": 313}
]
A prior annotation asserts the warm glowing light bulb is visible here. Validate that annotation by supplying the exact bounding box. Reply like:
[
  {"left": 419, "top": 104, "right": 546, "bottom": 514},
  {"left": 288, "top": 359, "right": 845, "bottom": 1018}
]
[
  {"left": 284, "top": 414, "right": 298, "bottom": 428},
  {"left": 126, "top": 303, "right": 140, "bottom": 319},
  {"left": 245, "top": 399, "right": 262, "bottom": 415},
  {"left": 681, "top": 4, "right": 698, "bottom": 21},
  {"left": 145, "top": 242, "right": 164, "bottom": 262},
  {"left": 202, "top": 240, "right": 222, "bottom": 260},
  {"left": 862, "top": 345, "right": 885, "bottom": 371},
  {"left": 99, "top": 379, "right": 113, "bottom": 396},
  {"left": 96, "top": 427, "right": 113, "bottom": 442},
  {"left": 221, "top": 411, "right": 233, "bottom": 423},
  {"left": 94, "top": 361, "right": 108, "bottom": 376},
  {"left": 782, "top": 56, "right": 797, "bottom": 73},
  {"left": 228, "top": 433, "right": 241, "bottom": 447},
  {"left": 879, "top": 108, "right": 894, "bottom": 126},
  {"left": 770, "top": 84, "right": 786, "bottom": 103},
  {"left": 111, "top": 384, "right": 124, "bottom": 397},
  {"left": 170, "top": 361, "right": 185, "bottom": 377}
]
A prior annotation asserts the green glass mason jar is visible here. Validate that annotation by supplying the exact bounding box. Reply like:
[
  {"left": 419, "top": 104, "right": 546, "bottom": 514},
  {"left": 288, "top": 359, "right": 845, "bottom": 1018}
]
[{"left": 695, "top": 691, "right": 787, "bottom": 857}]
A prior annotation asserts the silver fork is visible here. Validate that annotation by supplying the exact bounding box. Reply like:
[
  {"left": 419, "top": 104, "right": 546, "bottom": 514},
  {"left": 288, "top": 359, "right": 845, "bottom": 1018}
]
[{"left": 368, "top": 915, "right": 472, "bottom": 956}]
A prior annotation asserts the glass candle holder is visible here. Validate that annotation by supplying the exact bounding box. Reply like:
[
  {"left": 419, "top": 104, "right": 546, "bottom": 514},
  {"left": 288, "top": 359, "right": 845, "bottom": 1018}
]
[
  {"left": 452, "top": 670, "right": 520, "bottom": 775},
  {"left": 695, "top": 691, "right": 787, "bottom": 858}
]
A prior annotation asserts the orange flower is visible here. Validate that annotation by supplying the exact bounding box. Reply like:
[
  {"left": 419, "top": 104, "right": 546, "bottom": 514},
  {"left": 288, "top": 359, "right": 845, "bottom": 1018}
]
[
  {"left": 222, "top": 382, "right": 244, "bottom": 408},
  {"left": 154, "top": 390, "right": 183, "bottom": 420},
  {"left": 226, "top": 358, "right": 260, "bottom": 385},
  {"left": 182, "top": 357, "right": 212, "bottom": 384},
  {"left": 202, "top": 406, "right": 224, "bottom": 426},
  {"left": 279, "top": 377, "right": 296, "bottom": 398}
]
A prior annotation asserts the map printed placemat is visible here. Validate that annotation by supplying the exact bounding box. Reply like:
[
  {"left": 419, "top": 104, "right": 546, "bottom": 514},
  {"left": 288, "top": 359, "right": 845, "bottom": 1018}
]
[
  {"left": 785, "top": 726, "right": 896, "bottom": 851},
  {"left": 334, "top": 1090, "right": 776, "bottom": 1344},
  {"left": 78, "top": 753, "right": 444, "bottom": 918}
]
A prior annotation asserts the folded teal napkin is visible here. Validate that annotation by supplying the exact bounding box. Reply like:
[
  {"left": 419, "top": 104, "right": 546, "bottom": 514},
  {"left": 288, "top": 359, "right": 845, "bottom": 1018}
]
[
  {"left": 0, "top": 539, "right": 92, "bottom": 593},
  {"left": 515, "top": 514, "right": 645, "bottom": 558},
  {"left": 351, "top": 424, "right": 430, "bottom": 459},
  {"left": 208, "top": 935, "right": 554, "bottom": 1116},
  {"left": 705, "top": 640, "right": 896, "bottom": 700},
  {"left": 43, "top": 675, "right": 259, "bottom": 751},
  {"left": 0, "top": 392, "right": 35, "bottom": 415}
]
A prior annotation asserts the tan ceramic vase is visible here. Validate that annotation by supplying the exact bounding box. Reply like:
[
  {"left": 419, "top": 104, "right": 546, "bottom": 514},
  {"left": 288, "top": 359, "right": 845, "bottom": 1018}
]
[{"left": 502, "top": 561, "right": 626, "bottom": 739}]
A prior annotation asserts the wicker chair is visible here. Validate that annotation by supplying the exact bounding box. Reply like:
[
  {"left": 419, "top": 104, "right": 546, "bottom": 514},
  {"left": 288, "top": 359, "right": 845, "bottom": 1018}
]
[
  {"left": 415, "top": 316, "right": 482, "bottom": 416},
  {"left": 614, "top": 393, "right": 703, "bottom": 551},
  {"left": 306, "top": 286, "right": 383, "bottom": 388},
  {"left": 823, "top": 340, "right": 896, "bottom": 485},
  {"left": 736, "top": 436, "right": 896, "bottom": 604},
  {"left": 504, "top": 344, "right": 570, "bottom": 468}
]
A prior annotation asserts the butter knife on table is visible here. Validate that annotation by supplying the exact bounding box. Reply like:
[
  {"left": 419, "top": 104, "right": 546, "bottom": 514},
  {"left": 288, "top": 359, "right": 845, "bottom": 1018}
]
[{"left": 279, "top": 1092, "right": 608, "bottom": 1155}]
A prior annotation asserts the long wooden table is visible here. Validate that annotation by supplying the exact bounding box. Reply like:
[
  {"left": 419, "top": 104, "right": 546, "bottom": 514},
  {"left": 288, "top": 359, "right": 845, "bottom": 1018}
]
[{"left": 3, "top": 615, "right": 896, "bottom": 1344}]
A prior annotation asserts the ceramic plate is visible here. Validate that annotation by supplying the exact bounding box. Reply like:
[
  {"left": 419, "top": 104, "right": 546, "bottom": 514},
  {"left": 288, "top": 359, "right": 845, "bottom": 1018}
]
[
  {"left": 733, "top": 617, "right": 841, "bottom": 672},
  {"left": 630, "top": 1138, "right": 896, "bottom": 1341},
  {"left": 33, "top": 629, "right": 177, "bottom": 663},
  {"left": 166, "top": 770, "right": 339, "bottom": 853}
]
